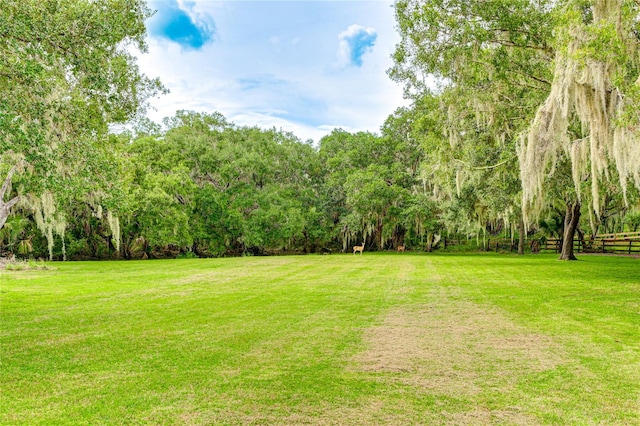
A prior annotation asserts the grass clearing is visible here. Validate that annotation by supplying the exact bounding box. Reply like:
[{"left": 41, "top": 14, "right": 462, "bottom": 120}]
[{"left": 1, "top": 253, "right": 639, "bottom": 424}]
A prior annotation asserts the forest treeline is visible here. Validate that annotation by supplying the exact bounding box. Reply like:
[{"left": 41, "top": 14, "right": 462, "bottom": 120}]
[
  {"left": 1, "top": 110, "right": 436, "bottom": 259},
  {"left": 2, "top": 0, "right": 640, "bottom": 260},
  {"left": 2, "top": 108, "right": 639, "bottom": 260}
]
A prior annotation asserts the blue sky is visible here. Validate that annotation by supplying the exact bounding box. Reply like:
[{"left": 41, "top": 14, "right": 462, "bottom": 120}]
[{"left": 138, "top": 0, "right": 407, "bottom": 143}]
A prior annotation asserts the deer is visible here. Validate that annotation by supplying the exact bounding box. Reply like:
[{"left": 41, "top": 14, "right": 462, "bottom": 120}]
[
  {"left": 353, "top": 242, "right": 365, "bottom": 255},
  {"left": 397, "top": 245, "right": 405, "bottom": 252}
]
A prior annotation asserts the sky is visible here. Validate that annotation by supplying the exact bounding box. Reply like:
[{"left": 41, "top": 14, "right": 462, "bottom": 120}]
[{"left": 137, "top": 0, "right": 408, "bottom": 143}]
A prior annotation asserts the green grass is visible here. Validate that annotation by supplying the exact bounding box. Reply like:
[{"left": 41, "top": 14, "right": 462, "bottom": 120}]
[{"left": 1, "top": 253, "right": 639, "bottom": 424}]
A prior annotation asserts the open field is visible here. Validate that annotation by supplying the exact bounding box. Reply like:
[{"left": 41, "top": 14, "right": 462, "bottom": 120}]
[{"left": 1, "top": 253, "right": 639, "bottom": 425}]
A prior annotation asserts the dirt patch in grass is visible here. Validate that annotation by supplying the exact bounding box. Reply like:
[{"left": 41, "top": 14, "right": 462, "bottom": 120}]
[
  {"left": 352, "top": 287, "right": 566, "bottom": 423},
  {"left": 442, "top": 407, "right": 541, "bottom": 426}
]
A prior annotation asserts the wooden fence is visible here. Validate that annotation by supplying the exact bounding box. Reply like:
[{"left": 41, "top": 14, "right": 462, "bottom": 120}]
[
  {"left": 542, "top": 231, "right": 640, "bottom": 255},
  {"left": 438, "top": 232, "right": 640, "bottom": 255}
]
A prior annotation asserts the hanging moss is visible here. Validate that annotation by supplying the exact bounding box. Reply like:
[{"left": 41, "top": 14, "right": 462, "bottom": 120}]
[
  {"left": 519, "top": 0, "right": 640, "bottom": 223},
  {"left": 23, "top": 192, "right": 66, "bottom": 260}
]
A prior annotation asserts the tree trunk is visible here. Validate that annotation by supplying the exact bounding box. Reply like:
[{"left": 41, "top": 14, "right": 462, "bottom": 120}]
[
  {"left": 0, "top": 166, "right": 20, "bottom": 231},
  {"left": 517, "top": 216, "right": 525, "bottom": 255},
  {"left": 426, "top": 232, "right": 433, "bottom": 252},
  {"left": 559, "top": 201, "right": 581, "bottom": 261}
]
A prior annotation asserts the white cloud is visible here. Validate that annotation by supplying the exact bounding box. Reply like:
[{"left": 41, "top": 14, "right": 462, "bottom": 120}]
[{"left": 336, "top": 24, "right": 377, "bottom": 68}]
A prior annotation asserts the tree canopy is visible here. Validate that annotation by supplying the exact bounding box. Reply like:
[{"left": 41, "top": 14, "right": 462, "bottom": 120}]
[
  {"left": 0, "top": 0, "right": 164, "bottom": 257},
  {"left": 1, "top": 0, "right": 639, "bottom": 261},
  {"left": 389, "top": 0, "right": 640, "bottom": 259}
]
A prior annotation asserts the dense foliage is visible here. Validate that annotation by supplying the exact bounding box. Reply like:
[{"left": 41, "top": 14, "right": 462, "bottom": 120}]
[
  {"left": 0, "top": 0, "right": 163, "bottom": 258},
  {"left": 390, "top": 0, "right": 640, "bottom": 260},
  {"left": 2, "top": 0, "right": 639, "bottom": 260},
  {"left": 1, "top": 107, "right": 637, "bottom": 260}
]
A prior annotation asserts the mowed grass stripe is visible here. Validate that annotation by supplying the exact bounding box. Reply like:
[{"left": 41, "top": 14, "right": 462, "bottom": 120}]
[{"left": 1, "top": 253, "right": 639, "bottom": 424}]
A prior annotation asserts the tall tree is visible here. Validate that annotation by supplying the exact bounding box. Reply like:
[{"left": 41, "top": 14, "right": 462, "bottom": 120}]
[
  {"left": 0, "top": 0, "right": 164, "bottom": 257},
  {"left": 519, "top": 0, "right": 640, "bottom": 260}
]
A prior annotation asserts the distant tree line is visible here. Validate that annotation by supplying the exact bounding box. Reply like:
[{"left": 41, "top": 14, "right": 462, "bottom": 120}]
[
  {"left": 2, "top": 0, "right": 640, "bottom": 260},
  {"left": 2, "top": 108, "right": 638, "bottom": 260}
]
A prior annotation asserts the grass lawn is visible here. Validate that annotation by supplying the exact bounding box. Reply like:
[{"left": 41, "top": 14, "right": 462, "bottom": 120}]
[{"left": 1, "top": 253, "right": 639, "bottom": 425}]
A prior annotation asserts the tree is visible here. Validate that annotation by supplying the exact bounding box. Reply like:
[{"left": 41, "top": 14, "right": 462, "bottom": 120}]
[
  {"left": 381, "top": 102, "right": 442, "bottom": 251},
  {"left": 390, "top": 0, "right": 640, "bottom": 260},
  {"left": 344, "top": 165, "right": 407, "bottom": 250},
  {"left": 0, "top": 213, "right": 33, "bottom": 257},
  {"left": 519, "top": 0, "right": 640, "bottom": 260},
  {"left": 114, "top": 111, "right": 329, "bottom": 258},
  {"left": 319, "top": 129, "right": 412, "bottom": 251},
  {"left": 0, "top": 0, "right": 164, "bottom": 258},
  {"left": 390, "top": 0, "right": 554, "bottom": 97},
  {"left": 390, "top": 0, "right": 555, "bottom": 254}
]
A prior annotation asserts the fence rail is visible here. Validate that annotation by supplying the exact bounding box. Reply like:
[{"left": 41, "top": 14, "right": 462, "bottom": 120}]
[
  {"left": 543, "top": 234, "right": 640, "bottom": 255},
  {"left": 591, "top": 231, "right": 640, "bottom": 240},
  {"left": 439, "top": 233, "right": 640, "bottom": 255}
]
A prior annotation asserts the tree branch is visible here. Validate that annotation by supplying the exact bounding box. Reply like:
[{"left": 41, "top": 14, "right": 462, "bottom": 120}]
[
  {"left": 469, "top": 59, "right": 551, "bottom": 87},
  {"left": 453, "top": 157, "right": 514, "bottom": 170},
  {"left": 508, "top": 68, "right": 552, "bottom": 87},
  {"left": 487, "top": 29, "right": 554, "bottom": 55},
  {"left": 2, "top": 196, "right": 20, "bottom": 211},
  {"left": 0, "top": 195, "right": 20, "bottom": 230},
  {"left": 0, "top": 165, "right": 17, "bottom": 202}
]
